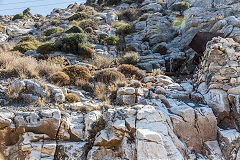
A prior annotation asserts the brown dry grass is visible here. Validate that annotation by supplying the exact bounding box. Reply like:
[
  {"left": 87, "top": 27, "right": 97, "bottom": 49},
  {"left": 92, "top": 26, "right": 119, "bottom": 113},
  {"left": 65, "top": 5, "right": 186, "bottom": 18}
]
[{"left": 0, "top": 51, "right": 62, "bottom": 78}]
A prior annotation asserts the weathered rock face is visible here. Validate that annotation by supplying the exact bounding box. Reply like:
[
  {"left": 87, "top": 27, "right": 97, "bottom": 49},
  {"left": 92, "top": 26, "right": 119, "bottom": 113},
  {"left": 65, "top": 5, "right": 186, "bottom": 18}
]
[{"left": 195, "top": 37, "right": 240, "bottom": 127}]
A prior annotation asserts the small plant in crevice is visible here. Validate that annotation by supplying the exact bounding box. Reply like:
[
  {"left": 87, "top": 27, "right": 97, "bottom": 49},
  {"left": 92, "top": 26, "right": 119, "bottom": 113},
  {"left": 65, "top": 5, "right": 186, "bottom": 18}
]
[
  {"left": 115, "top": 22, "right": 134, "bottom": 35},
  {"left": 65, "top": 93, "right": 80, "bottom": 103},
  {"left": 119, "top": 51, "right": 140, "bottom": 65},
  {"left": 103, "top": 35, "right": 120, "bottom": 45}
]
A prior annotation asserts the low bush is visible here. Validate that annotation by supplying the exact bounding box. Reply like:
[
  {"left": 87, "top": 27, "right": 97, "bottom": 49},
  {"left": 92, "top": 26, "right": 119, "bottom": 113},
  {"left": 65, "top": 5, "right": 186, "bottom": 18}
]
[
  {"left": 119, "top": 51, "right": 140, "bottom": 65},
  {"left": 63, "top": 65, "right": 92, "bottom": 83},
  {"left": 68, "top": 12, "right": 88, "bottom": 21},
  {"left": 75, "top": 79, "right": 93, "bottom": 92},
  {"left": 51, "top": 20, "right": 61, "bottom": 26},
  {"left": 93, "top": 55, "right": 114, "bottom": 69},
  {"left": 50, "top": 71, "right": 70, "bottom": 86},
  {"left": 118, "top": 8, "right": 141, "bottom": 21},
  {"left": 78, "top": 19, "right": 99, "bottom": 30},
  {"left": 43, "top": 27, "right": 64, "bottom": 36},
  {"left": 13, "top": 41, "right": 40, "bottom": 53},
  {"left": 129, "top": 80, "right": 142, "bottom": 88},
  {"left": 19, "top": 35, "right": 37, "bottom": 42},
  {"left": 85, "top": 27, "right": 93, "bottom": 34},
  {"left": 55, "top": 33, "right": 87, "bottom": 54},
  {"left": 118, "top": 64, "right": 145, "bottom": 80},
  {"left": 65, "top": 93, "right": 80, "bottom": 103},
  {"left": 171, "top": 1, "right": 191, "bottom": 13},
  {"left": 94, "top": 68, "right": 125, "bottom": 84},
  {"left": 116, "top": 22, "right": 134, "bottom": 35},
  {"left": 103, "top": 35, "right": 120, "bottom": 45},
  {"left": 37, "top": 42, "right": 55, "bottom": 54},
  {"left": 66, "top": 26, "right": 84, "bottom": 34},
  {"left": 78, "top": 45, "right": 95, "bottom": 59},
  {"left": 138, "top": 14, "right": 148, "bottom": 21},
  {"left": 12, "top": 14, "right": 26, "bottom": 21},
  {"left": 0, "top": 51, "right": 62, "bottom": 78},
  {"left": 34, "top": 22, "right": 42, "bottom": 29}
]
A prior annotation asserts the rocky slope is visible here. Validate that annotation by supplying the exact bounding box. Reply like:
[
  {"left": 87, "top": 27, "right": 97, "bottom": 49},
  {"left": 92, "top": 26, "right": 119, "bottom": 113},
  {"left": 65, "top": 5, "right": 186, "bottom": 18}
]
[{"left": 0, "top": 0, "right": 240, "bottom": 160}]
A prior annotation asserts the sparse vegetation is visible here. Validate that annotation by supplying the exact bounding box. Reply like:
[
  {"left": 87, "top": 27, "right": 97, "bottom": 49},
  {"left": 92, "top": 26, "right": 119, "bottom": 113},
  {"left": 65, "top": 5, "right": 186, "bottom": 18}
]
[
  {"left": 50, "top": 71, "right": 70, "bottom": 86},
  {"left": 118, "top": 64, "right": 145, "bottom": 80},
  {"left": 119, "top": 51, "right": 140, "bottom": 65},
  {"left": 94, "top": 68, "right": 125, "bottom": 84},
  {"left": 63, "top": 65, "right": 92, "bottom": 83},
  {"left": 65, "top": 93, "right": 80, "bottom": 103},
  {"left": 43, "top": 27, "right": 64, "bottom": 36},
  {"left": 103, "top": 35, "right": 120, "bottom": 45},
  {"left": 116, "top": 22, "right": 134, "bottom": 35},
  {"left": 0, "top": 51, "right": 62, "bottom": 77}
]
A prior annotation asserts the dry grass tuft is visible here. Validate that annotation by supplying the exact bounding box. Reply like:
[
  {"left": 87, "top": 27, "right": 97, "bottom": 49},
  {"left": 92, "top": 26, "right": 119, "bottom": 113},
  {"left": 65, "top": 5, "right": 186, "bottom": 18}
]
[
  {"left": 0, "top": 51, "right": 62, "bottom": 78},
  {"left": 63, "top": 65, "right": 92, "bottom": 83},
  {"left": 93, "top": 55, "right": 114, "bottom": 69},
  {"left": 50, "top": 71, "right": 70, "bottom": 86},
  {"left": 118, "top": 64, "right": 145, "bottom": 80},
  {"left": 94, "top": 68, "right": 125, "bottom": 85},
  {"left": 65, "top": 93, "right": 80, "bottom": 103}
]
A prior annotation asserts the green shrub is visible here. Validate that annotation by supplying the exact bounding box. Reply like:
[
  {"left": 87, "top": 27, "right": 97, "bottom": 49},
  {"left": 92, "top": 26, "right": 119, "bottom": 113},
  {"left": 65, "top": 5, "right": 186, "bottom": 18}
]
[
  {"left": 85, "top": 27, "right": 93, "bottom": 34},
  {"left": 68, "top": 12, "right": 88, "bottom": 21},
  {"left": 118, "top": 64, "right": 145, "bottom": 80},
  {"left": 116, "top": 23, "right": 134, "bottom": 35},
  {"left": 103, "top": 35, "right": 120, "bottom": 45},
  {"left": 19, "top": 35, "right": 36, "bottom": 42},
  {"left": 50, "top": 71, "right": 70, "bottom": 86},
  {"left": 66, "top": 26, "right": 84, "bottom": 34},
  {"left": 55, "top": 33, "right": 87, "bottom": 54},
  {"left": 65, "top": 93, "right": 80, "bottom": 103},
  {"left": 37, "top": 42, "right": 55, "bottom": 54},
  {"left": 119, "top": 51, "right": 140, "bottom": 65},
  {"left": 63, "top": 65, "right": 92, "bottom": 83},
  {"left": 23, "top": 8, "right": 31, "bottom": 16},
  {"left": 51, "top": 20, "right": 61, "bottom": 26},
  {"left": 13, "top": 40, "right": 41, "bottom": 53},
  {"left": 12, "top": 14, "right": 26, "bottom": 21},
  {"left": 78, "top": 45, "right": 95, "bottom": 59},
  {"left": 94, "top": 68, "right": 125, "bottom": 84},
  {"left": 43, "top": 27, "right": 64, "bottom": 36},
  {"left": 78, "top": 19, "right": 99, "bottom": 30}
]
